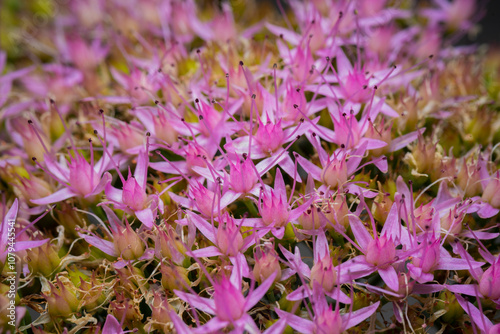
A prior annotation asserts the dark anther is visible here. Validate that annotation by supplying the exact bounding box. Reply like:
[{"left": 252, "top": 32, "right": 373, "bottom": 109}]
[
  {"left": 199, "top": 115, "right": 204, "bottom": 120},
  {"left": 239, "top": 60, "right": 244, "bottom": 66},
  {"left": 293, "top": 104, "right": 298, "bottom": 108}
]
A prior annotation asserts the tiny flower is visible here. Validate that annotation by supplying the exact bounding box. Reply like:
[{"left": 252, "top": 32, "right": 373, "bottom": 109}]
[
  {"left": 479, "top": 260, "right": 500, "bottom": 300},
  {"left": 310, "top": 254, "right": 337, "bottom": 292},
  {"left": 216, "top": 214, "right": 244, "bottom": 257},
  {"left": 113, "top": 221, "right": 145, "bottom": 261},
  {"left": 253, "top": 243, "right": 282, "bottom": 283},
  {"left": 229, "top": 156, "right": 258, "bottom": 194},
  {"left": 44, "top": 277, "right": 80, "bottom": 318},
  {"left": 365, "top": 235, "right": 396, "bottom": 268}
]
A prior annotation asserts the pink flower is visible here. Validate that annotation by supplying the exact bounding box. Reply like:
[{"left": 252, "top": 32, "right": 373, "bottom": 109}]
[
  {"left": 365, "top": 235, "right": 396, "bottom": 268},
  {"left": 479, "top": 260, "right": 500, "bottom": 300}
]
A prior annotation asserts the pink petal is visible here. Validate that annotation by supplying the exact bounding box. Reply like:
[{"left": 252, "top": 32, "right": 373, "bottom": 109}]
[
  {"left": 342, "top": 301, "right": 380, "bottom": 331},
  {"left": 134, "top": 151, "right": 149, "bottom": 189},
  {"left": 446, "top": 284, "right": 477, "bottom": 296},
  {"left": 275, "top": 309, "right": 314, "bottom": 334},
  {"left": 378, "top": 266, "right": 399, "bottom": 292},
  {"left": 169, "top": 311, "right": 193, "bottom": 334},
  {"left": 244, "top": 271, "right": 277, "bottom": 311},
  {"left": 265, "top": 23, "right": 301, "bottom": 45},
  {"left": 31, "top": 188, "right": 77, "bottom": 205},
  {"left": 436, "top": 257, "right": 484, "bottom": 271},
  {"left": 174, "top": 290, "right": 216, "bottom": 315},
  {"left": 455, "top": 294, "right": 493, "bottom": 333},
  {"left": 14, "top": 238, "right": 50, "bottom": 252},
  {"left": 102, "top": 314, "right": 124, "bottom": 334},
  {"left": 190, "top": 246, "right": 222, "bottom": 258},
  {"left": 135, "top": 208, "right": 155, "bottom": 228},
  {"left": 192, "top": 317, "right": 228, "bottom": 334},
  {"left": 78, "top": 233, "right": 117, "bottom": 257},
  {"left": 295, "top": 155, "right": 322, "bottom": 181},
  {"left": 349, "top": 216, "right": 372, "bottom": 250},
  {"left": 86, "top": 172, "right": 112, "bottom": 198}
]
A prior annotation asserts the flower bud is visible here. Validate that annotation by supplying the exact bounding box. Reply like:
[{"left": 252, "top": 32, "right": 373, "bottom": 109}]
[
  {"left": 213, "top": 278, "right": 246, "bottom": 321},
  {"left": 161, "top": 263, "right": 190, "bottom": 291},
  {"left": 321, "top": 157, "right": 348, "bottom": 189},
  {"left": 365, "top": 236, "right": 396, "bottom": 268},
  {"left": 11, "top": 172, "right": 52, "bottom": 205},
  {"left": 154, "top": 112, "right": 178, "bottom": 145},
  {"left": 457, "top": 159, "right": 482, "bottom": 197},
  {"left": 109, "top": 292, "right": 142, "bottom": 329},
  {"left": 325, "top": 194, "right": 350, "bottom": 229},
  {"left": 342, "top": 72, "right": 371, "bottom": 104},
  {"left": 479, "top": 261, "right": 500, "bottom": 300},
  {"left": 406, "top": 136, "right": 439, "bottom": 174},
  {"left": 115, "top": 267, "right": 148, "bottom": 293},
  {"left": 372, "top": 192, "right": 393, "bottom": 223},
  {"left": 412, "top": 240, "right": 439, "bottom": 274},
  {"left": 387, "top": 272, "right": 414, "bottom": 299},
  {"left": 482, "top": 171, "right": 500, "bottom": 208},
  {"left": 229, "top": 158, "right": 258, "bottom": 193},
  {"left": 216, "top": 215, "right": 244, "bottom": 256},
  {"left": 146, "top": 292, "right": 172, "bottom": 332},
  {"left": 78, "top": 274, "right": 106, "bottom": 311},
  {"left": 113, "top": 222, "right": 145, "bottom": 261},
  {"left": 440, "top": 205, "right": 465, "bottom": 237},
  {"left": 122, "top": 176, "right": 148, "bottom": 211},
  {"left": 256, "top": 119, "right": 284, "bottom": 153},
  {"left": 26, "top": 242, "right": 61, "bottom": 277},
  {"left": 298, "top": 206, "right": 322, "bottom": 230},
  {"left": 10, "top": 117, "right": 51, "bottom": 162},
  {"left": 409, "top": 202, "right": 435, "bottom": 234},
  {"left": 366, "top": 119, "right": 392, "bottom": 157},
  {"left": 44, "top": 277, "right": 80, "bottom": 318},
  {"left": 185, "top": 143, "right": 208, "bottom": 173},
  {"left": 261, "top": 190, "right": 290, "bottom": 228},
  {"left": 435, "top": 290, "right": 463, "bottom": 323},
  {"left": 111, "top": 123, "right": 144, "bottom": 153},
  {"left": 310, "top": 255, "right": 337, "bottom": 292},
  {"left": 314, "top": 308, "right": 342, "bottom": 334},
  {"left": 253, "top": 245, "right": 281, "bottom": 283},
  {"left": 156, "top": 227, "right": 186, "bottom": 264},
  {"left": 190, "top": 182, "right": 218, "bottom": 217},
  {"left": 68, "top": 153, "right": 99, "bottom": 196}
]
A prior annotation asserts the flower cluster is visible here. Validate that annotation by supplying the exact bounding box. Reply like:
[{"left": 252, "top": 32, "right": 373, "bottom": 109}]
[{"left": 1, "top": 0, "right": 500, "bottom": 333}]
